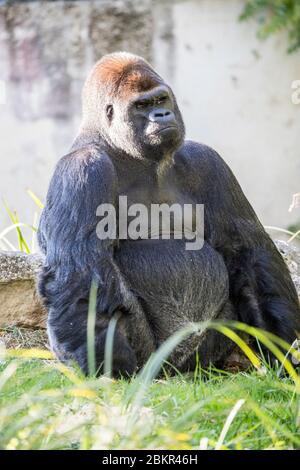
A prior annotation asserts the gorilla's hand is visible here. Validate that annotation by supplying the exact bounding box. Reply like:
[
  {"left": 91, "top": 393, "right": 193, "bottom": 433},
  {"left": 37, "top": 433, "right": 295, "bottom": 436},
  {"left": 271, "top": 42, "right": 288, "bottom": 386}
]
[
  {"left": 97, "top": 273, "right": 140, "bottom": 317},
  {"left": 74, "top": 327, "right": 137, "bottom": 378}
]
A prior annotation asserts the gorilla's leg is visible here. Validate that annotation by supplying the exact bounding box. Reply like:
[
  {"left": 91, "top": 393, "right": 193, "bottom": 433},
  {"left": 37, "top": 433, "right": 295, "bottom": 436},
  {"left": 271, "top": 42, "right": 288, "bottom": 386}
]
[
  {"left": 40, "top": 266, "right": 156, "bottom": 377},
  {"left": 115, "top": 239, "right": 235, "bottom": 370}
]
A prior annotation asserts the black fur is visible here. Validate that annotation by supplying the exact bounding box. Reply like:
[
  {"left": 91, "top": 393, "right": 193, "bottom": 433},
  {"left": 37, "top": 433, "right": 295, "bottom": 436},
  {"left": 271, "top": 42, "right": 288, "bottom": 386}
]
[{"left": 38, "top": 52, "right": 300, "bottom": 376}]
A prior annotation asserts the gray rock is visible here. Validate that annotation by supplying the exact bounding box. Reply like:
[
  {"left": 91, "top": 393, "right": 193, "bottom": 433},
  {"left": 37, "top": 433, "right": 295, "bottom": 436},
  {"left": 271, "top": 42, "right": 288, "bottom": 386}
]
[
  {"left": 0, "top": 251, "right": 46, "bottom": 328},
  {"left": 274, "top": 240, "right": 300, "bottom": 294},
  {"left": 0, "top": 251, "right": 43, "bottom": 282}
]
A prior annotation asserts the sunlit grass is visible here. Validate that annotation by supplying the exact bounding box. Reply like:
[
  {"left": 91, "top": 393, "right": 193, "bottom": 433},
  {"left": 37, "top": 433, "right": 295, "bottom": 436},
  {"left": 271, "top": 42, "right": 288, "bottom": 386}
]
[
  {"left": 0, "top": 322, "right": 299, "bottom": 450},
  {"left": 0, "top": 191, "right": 43, "bottom": 253},
  {"left": 0, "top": 356, "right": 299, "bottom": 450}
]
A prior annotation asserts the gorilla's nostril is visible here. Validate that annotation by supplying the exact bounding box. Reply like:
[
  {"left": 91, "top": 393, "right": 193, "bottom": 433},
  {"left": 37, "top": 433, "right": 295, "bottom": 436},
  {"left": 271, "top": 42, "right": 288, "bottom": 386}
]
[
  {"left": 156, "top": 111, "right": 170, "bottom": 117},
  {"left": 149, "top": 109, "right": 174, "bottom": 122}
]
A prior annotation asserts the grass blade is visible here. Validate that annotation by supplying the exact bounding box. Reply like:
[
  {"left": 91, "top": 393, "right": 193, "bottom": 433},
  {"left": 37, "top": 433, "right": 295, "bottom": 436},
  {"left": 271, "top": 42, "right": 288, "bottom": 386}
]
[
  {"left": 104, "top": 311, "right": 121, "bottom": 378},
  {"left": 26, "top": 189, "right": 44, "bottom": 209},
  {"left": 215, "top": 399, "right": 245, "bottom": 449},
  {"left": 87, "top": 280, "right": 98, "bottom": 376}
]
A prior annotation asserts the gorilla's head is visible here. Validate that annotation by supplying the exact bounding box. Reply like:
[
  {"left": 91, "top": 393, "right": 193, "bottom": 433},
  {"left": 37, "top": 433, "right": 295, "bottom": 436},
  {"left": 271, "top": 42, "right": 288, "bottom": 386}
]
[{"left": 81, "top": 52, "right": 185, "bottom": 160}]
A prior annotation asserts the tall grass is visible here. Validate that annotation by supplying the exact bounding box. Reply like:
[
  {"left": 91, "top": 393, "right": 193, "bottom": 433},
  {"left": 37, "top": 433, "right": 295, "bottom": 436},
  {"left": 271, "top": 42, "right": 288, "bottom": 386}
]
[
  {"left": 0, "top": 318, "right": 299, "bottom": 450},
  {"left": 0, "top": 190, "right": 43, "bottom": 253}
]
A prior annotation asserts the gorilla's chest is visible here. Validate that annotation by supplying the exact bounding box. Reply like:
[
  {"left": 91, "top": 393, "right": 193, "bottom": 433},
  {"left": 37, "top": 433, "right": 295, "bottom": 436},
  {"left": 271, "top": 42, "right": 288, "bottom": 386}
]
[
  {"left": 115, "top": 165, "right": 199, "bottom": 240},
  {"left": 121, "top": 180, "right": 179, "bottom": 207},
  {"left": 116, "top": 162, "right": 190, "bottom": 206}
]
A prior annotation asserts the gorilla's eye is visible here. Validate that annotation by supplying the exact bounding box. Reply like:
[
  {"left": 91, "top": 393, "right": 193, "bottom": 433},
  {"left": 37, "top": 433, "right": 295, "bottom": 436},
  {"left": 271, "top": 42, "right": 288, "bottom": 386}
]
[
  {"left": 106, "top": 104, "right": 114, "bottom": 121},
  {"left": 156, "top": 96, "right": 167, "bottom": 105},
  {"left": 135, "top": 100, "right": 150, "bottom": 109}
]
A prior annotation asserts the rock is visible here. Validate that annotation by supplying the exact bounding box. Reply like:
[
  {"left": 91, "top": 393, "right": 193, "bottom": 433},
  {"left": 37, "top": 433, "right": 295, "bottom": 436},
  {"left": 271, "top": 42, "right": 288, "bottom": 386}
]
[
  {"left": 0, "top": 251, "right": 46, "bottom": 328},
  {"left": 274, "top": 240, "right": 300, "bottom": 295},
  {"left": 0, "top": 251, "right": 43, "bottom": 283}
]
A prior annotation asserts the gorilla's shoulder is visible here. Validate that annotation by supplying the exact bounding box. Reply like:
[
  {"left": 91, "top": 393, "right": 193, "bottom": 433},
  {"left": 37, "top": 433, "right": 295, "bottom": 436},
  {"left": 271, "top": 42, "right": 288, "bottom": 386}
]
[
  {"left": 54, "top": 144, "right": 115, "bottom": 177},
  {"left": 175, "top": 140, "right": 227, "bottom": 175},
  {"left": 58, "top": 144, "right": 110, "bottom": 165}
]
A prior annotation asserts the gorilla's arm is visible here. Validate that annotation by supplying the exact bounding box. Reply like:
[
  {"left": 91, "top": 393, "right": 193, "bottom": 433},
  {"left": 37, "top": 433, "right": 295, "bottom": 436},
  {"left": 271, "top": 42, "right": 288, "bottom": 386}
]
[
  {"left": 181, "top": 141, "right": 300, "bottom": 343},
  {"left": 37, "top": 145, "right": 141, "bottom": 374},
  {"left": 39, "top": 145, "right": 136, "bottom": 313}
]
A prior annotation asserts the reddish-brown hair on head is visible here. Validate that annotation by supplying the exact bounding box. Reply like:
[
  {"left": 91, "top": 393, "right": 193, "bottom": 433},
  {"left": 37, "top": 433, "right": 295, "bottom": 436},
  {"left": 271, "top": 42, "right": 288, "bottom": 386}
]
[
  {"left": 94, "top": 52, "right": 162, "bottom": 98},
  {"left": 83, "top": 52, "right": 162, "bottom": 102}
]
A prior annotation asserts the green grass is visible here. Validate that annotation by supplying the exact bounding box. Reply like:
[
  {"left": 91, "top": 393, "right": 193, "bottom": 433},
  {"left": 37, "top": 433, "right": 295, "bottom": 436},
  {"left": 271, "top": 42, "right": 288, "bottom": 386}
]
[
  {"left": 0, "top": 190, "right": 43, "bottom": 253},
  {"left": 0, "top": 356, "right": 299, "bottom": 450}
]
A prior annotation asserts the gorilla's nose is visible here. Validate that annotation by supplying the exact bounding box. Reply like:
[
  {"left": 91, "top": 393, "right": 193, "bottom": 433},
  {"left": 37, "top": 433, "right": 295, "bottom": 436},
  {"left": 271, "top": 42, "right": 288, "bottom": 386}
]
[{"left": 149, "top": 108, "right": 175, "bottom": 124}]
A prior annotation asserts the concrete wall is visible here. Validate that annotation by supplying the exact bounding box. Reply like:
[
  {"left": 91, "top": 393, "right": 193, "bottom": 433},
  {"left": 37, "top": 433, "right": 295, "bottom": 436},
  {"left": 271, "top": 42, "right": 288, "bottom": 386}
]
[
  {"left": 0, "top": 0, "right": 299, "bottom": 245},
  {"left": 153, "top": 0, "right": 300, "bottom": 231}
]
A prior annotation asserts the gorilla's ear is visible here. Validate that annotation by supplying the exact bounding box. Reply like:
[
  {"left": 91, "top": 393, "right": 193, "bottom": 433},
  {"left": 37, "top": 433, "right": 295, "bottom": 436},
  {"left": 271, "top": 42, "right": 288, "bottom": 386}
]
[{"left": 106, "top": 104, "right": 114, "bottom": 122}]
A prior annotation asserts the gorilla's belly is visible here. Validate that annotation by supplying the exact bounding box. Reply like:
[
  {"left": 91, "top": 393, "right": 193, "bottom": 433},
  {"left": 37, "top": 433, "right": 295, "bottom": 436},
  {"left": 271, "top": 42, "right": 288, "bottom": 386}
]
[{"left": 115, "top": 239, "right": 229, "bottom": 343}]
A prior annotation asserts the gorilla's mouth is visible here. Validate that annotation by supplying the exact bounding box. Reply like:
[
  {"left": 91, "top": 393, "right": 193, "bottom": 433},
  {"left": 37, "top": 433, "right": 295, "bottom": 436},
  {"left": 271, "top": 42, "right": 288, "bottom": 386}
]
[{"left": 150, "top": 125, "right": 178, "bottom": 136}]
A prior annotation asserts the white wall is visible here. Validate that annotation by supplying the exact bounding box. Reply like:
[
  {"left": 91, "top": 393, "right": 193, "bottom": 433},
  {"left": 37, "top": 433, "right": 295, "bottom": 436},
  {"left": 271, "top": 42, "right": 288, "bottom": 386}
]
[{"left": 153, "top": 0, "right": 300, "bottom": 229}]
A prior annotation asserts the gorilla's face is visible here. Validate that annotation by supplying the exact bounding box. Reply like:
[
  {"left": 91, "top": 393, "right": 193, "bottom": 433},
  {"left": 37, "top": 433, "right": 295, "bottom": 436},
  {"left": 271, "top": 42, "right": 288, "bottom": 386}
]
[{"left": 105, "top": 84, "right": 185, "bottom": 160}]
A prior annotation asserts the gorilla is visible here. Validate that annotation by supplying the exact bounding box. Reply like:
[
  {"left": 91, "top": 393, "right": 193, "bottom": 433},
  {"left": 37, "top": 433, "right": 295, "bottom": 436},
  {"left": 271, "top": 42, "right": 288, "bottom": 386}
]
[{"left": 38, "top": 52, "right": 300, "bottom": 377}]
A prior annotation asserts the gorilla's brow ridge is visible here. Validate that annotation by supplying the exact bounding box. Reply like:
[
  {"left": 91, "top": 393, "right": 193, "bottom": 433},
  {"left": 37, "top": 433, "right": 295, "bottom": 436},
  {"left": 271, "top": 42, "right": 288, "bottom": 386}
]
[
  {"left": 96, "top": 56, "right": 162, "bottom": 98},
  {"left": 114, "top": 64, "right": 162, "bottom": 97}
]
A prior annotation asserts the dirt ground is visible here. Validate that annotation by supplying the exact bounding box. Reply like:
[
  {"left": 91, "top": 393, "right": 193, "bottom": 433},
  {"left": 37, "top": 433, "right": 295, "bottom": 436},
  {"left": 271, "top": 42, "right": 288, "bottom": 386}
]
[{"left": 0, "top": 326, "right": 49, "bottom": 350}]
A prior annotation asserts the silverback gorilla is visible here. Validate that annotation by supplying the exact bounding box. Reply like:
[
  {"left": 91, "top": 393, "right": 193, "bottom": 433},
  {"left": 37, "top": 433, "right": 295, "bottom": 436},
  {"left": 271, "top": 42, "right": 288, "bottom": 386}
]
[{"left": 38, "top": 52, "right": 300, "bottom": 376}]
